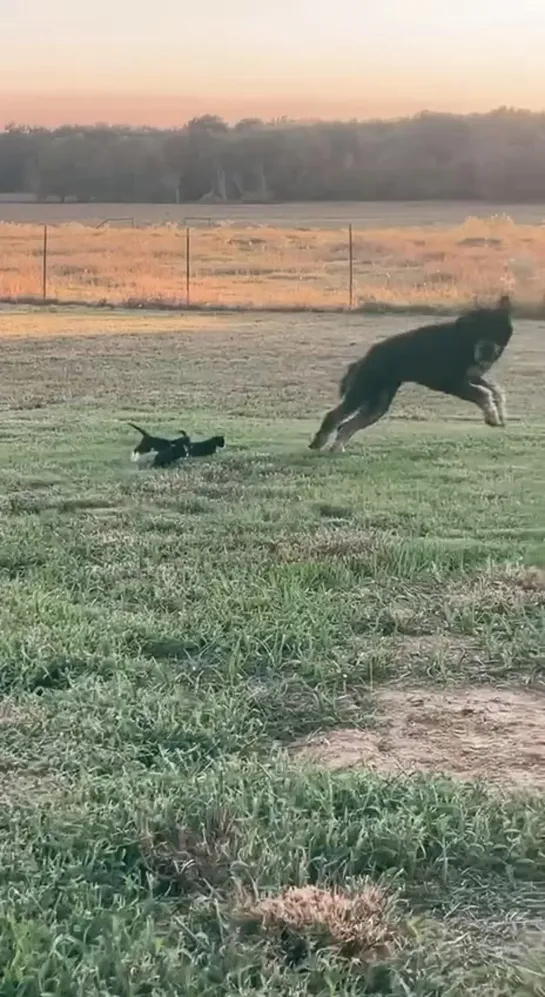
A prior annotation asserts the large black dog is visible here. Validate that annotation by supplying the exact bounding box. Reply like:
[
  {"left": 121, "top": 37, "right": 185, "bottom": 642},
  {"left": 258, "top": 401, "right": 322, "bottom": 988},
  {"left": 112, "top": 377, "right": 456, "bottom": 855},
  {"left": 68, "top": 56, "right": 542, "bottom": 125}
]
[{"left": 310, "top": 294, "right": 513, "bottom": 452}]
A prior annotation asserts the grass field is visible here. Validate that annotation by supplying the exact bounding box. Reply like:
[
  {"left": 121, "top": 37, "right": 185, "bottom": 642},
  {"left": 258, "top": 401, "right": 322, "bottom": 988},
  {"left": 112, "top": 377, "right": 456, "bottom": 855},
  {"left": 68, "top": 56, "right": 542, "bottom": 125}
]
[
  {"left": 2, "top": 211, "right": 545, "bottom": 312},
  {"left": 1, "top": 305, "right": 545, "bottom": 994}
]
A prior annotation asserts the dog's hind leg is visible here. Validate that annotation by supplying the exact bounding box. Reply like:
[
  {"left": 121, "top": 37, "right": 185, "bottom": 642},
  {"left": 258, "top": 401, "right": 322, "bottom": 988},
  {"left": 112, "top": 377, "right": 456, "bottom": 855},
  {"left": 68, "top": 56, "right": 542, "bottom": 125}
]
[
  {"left": 449, "top": 380, "right": 501, "bottom": 427},
  {"left": 330, "top": 385, "right": 399, "bottom": 452},
  {"left": 476, "top": 376, "right": 507, "bottom": 425},
  {"left": 309, "top": 399, "right": 358, "bottom": 451}
]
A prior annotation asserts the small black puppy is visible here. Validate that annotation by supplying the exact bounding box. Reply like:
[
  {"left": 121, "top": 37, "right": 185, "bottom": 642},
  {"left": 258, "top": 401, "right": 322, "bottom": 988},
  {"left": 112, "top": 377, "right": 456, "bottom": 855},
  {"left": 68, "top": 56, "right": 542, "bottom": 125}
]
[
  {"left": 189, "top": 435, "right": 225, "bottom": 457},
  {"left": 129, "top": 423, "right": 188, "bottom": 463},
  {"left": 155, "top": 434, "right": 225, "bottom": 466},
  {"left": 153, "top": 435, "right": 192, "bottom": 468}
]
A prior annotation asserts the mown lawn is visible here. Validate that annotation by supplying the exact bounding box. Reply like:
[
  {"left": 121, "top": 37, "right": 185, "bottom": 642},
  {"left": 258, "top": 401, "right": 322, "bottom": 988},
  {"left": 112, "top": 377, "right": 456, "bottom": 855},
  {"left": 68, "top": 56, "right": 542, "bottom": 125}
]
[{"left": 1, "top": 308, "right": 544, "bottom": 995}]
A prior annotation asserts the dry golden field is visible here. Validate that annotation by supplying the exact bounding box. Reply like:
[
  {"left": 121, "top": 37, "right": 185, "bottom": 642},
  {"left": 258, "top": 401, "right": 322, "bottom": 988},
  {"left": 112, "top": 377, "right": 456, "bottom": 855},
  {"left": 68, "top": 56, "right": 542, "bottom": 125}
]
[{"left": 1, "top": 214, "right": 545, "bottom": 311}]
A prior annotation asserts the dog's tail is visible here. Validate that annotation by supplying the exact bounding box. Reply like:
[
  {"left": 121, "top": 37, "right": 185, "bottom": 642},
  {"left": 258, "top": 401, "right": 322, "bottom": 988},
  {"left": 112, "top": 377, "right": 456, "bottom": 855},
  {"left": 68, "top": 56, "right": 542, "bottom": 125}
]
[{"left": 128, "top": 422, "right": 148, "bottom": 437}]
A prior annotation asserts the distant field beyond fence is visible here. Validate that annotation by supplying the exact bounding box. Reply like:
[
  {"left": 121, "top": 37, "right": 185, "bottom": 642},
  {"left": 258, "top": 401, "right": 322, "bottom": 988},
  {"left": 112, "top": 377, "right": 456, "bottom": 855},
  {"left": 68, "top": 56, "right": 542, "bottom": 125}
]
[{"left": 1, "top": 214, "right": 545, "bottom": 312}]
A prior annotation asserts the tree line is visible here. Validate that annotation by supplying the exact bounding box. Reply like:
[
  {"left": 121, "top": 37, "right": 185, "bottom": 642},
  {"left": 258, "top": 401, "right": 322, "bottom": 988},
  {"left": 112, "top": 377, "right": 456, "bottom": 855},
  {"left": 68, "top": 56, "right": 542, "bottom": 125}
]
[{"left": 1, "top": 108, "right": 545, "bottom": 204}]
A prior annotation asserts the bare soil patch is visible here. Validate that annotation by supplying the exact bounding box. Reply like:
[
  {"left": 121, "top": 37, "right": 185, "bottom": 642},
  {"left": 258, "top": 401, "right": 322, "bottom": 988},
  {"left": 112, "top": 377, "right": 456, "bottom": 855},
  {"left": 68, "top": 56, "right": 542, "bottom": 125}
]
[{"left": 292, "top": 686, "right": 545, "bottom": 790}]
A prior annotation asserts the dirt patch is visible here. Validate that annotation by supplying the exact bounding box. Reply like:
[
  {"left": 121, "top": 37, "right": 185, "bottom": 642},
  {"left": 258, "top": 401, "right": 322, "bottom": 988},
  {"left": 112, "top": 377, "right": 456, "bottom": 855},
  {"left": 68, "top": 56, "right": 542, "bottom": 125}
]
[{"left": 292, "top": 686, "right": 545, "bottom": 791}]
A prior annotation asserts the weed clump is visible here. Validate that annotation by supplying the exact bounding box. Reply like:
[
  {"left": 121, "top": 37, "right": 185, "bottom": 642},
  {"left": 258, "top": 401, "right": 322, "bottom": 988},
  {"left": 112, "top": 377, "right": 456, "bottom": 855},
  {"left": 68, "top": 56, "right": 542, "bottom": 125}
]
[{"left": 236, "top": 882, "right": 401, "bottom": 965}]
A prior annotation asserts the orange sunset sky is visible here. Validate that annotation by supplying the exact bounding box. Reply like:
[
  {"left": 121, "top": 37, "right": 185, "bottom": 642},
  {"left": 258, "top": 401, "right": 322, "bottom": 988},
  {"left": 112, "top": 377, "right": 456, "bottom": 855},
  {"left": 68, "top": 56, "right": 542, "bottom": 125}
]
[{"left": 2, "top": 0, "right": 545, "bottom": 127}]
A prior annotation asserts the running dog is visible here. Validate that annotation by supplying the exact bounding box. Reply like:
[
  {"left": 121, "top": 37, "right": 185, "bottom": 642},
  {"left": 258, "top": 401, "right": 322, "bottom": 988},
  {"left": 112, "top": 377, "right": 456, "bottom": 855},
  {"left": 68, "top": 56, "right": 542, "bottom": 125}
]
[
  {"left": 129, "top": 423, "right": 189, "bottom": 463},
  {"left": 188, "top": 435, "right": 225, "bottom": 457},
  {"left": 309, "top": 295, "right": 513, "bottom": 452}
]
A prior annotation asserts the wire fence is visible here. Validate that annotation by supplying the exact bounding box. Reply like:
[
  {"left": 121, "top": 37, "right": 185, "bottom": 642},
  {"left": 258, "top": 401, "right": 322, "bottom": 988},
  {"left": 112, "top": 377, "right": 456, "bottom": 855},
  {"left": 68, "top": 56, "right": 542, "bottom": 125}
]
[
  {"left": 0, "top": 215, "right": 542, "bottom": 313},
  {"left": 0, "top": 221, "right": 360, "bottom": 310}
]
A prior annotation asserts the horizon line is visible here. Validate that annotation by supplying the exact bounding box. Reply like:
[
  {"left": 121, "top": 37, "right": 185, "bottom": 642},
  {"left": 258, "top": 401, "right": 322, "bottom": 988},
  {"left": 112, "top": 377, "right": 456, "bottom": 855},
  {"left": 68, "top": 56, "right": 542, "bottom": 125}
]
[{"left": 4, "top": 104, "right": 545, "bottom": 132}]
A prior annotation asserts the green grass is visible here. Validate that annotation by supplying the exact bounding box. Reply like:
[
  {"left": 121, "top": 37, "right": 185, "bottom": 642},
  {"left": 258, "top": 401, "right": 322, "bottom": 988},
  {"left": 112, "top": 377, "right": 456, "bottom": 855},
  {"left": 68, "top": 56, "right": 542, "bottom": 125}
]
[{"left": 0, "top": 307, "right": 545, "bottom": 995}]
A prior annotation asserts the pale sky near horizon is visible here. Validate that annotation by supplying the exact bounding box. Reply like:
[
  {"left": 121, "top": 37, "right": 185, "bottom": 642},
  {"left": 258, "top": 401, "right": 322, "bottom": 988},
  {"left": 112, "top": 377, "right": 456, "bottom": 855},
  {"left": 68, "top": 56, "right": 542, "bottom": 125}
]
[{"left": 2, "top": 0, "right": 545, "bottom": 126}]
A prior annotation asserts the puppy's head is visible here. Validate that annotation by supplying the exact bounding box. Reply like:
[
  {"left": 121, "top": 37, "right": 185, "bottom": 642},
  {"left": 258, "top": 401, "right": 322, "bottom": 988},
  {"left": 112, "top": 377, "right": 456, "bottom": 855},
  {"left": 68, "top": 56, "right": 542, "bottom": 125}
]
[{"left": 131, "top": 438, "right": 154, "bottom": 460}]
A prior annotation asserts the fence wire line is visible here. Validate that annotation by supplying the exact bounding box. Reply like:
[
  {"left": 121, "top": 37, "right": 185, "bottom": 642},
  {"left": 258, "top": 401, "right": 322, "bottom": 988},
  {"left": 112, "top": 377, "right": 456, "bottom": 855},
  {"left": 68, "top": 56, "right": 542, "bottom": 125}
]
[
  {"left": 1, "top": 222, "right": 360, "bottom": 310},
  {"left": 1, "top": 215, "right": 538, "bottom": 313}
]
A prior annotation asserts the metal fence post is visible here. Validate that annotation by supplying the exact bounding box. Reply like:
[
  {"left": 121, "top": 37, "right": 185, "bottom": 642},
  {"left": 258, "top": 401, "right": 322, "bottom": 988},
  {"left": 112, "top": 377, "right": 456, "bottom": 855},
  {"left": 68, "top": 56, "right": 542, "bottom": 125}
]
[
  {"left": 348, "top": 223, "right": 354, "bottom": 309},
  {"left": 185, "top": 226, "right": 191, "bottom": 306},
  {"left": 42, "top": 225, "right": 48, "bottom": 300}
]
